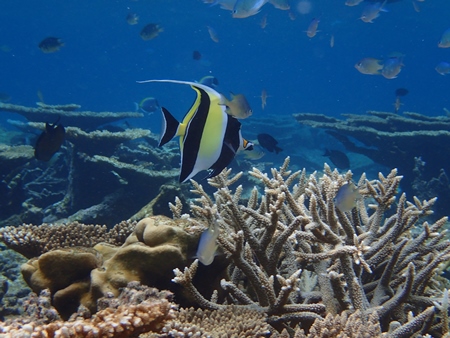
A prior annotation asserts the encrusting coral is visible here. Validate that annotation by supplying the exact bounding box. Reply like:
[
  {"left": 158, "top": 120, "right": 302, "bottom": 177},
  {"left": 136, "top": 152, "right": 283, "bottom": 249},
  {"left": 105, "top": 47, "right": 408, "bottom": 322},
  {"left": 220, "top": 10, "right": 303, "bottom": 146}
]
[{"left": 1, "top": 157, "right": 450, "bottom": 337}]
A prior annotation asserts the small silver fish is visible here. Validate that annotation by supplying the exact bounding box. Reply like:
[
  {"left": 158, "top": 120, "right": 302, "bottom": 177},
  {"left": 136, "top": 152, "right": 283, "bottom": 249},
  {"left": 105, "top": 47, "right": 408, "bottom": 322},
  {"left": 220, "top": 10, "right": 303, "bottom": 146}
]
[
  {"left": 126, "top": 13, "right": 139, "bottom": 25},
  {"left": 222, "top": 92, "right": 253, "bottom": 119},
  {"left": 196, "top": 221, "right": 220, "bottom": 265},
  {"left": 334, "top": 182, "right": 361, "bottom": 212},
  {"left": 233, "top": 0, "right": 267, "bottom": 19},
  {"left": 207, "top": 25, "right": 219, "bottom": 43},
  {"left": 381, "top": 56, "right": 404, "bottom": 79},
  {"left": 438, "top": 28, "right": 450, "bottom": 48},
  {"left": 355, "top": 57, "right": 383, "bottom": 75},
  {"left": 306, "top": 17, "right": 320, "bottom": 38},
  {"left": 268, "top": 0, "right": 290, "bottom": 10},
  {"left": 436, "top": 61, "right": 450, "bottom": 75},
  {"left": 360, "top": 0, "right": 387, "bottom": 23},
  {"left": 345, "top": 0, "right": 363, "bottom": 6}
]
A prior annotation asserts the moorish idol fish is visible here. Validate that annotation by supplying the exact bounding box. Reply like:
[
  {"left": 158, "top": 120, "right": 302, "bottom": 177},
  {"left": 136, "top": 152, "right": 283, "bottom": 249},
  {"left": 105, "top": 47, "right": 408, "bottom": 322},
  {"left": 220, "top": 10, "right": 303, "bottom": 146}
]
[
  {"left": 34, "top": 119, "right": 65, "bottom": 161},
  {"left": 137, "top": 79, "right": 253, "bottom": 183}
]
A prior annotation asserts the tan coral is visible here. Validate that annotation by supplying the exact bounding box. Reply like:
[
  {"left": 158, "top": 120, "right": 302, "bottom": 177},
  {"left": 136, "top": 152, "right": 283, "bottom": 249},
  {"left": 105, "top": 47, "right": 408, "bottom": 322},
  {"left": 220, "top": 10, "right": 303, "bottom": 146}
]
[
  {"left": 12, "top": 216, "right": 202, "bottom": 318},
  {"left": 90, "top": 216, "right": 199, "bottom": 300}
]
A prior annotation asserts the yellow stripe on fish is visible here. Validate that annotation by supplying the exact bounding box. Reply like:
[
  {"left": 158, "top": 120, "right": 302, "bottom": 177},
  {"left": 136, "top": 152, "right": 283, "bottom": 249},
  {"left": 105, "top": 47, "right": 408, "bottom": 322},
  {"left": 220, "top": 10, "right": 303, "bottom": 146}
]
[{"left": 137, "top": 79, "right": 253, "bottom": 183}]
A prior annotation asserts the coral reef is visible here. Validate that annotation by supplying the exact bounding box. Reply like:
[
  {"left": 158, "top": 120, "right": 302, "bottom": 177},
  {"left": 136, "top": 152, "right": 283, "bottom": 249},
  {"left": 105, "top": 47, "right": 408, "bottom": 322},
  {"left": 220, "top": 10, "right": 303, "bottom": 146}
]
[
  {"left": 1, "top": 216, "right": 224, "bottom": 320},
  {"left": 0, "top": 121, "right": 181, "bottom": 226},
  {"left": 1, "top": 159, "right": 450, "bottom": 336},
  {"left": 0, "top": 246, "right": 30, "bottom": 320},
  {"left": 293, "top": 110, "right": 450, "bottom": 218},
  {"left": 0, "top": 282, "right": 175, "bottom": 337},
  {"left": 170, "top": 158, "right": 450, "bottom": 336},
  {"left": 0, "top": 102, "right": 143, "bottom": 129},
  {"left": 12, "top": 120, "right": 154, "bottom": 156}
]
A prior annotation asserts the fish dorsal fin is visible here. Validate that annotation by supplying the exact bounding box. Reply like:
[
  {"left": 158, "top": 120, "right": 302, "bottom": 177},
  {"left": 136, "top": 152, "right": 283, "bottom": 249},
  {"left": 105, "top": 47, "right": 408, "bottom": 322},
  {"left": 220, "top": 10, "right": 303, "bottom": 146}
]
[{"left": 137, "top": 79, "right": 222, "bottom": 99}]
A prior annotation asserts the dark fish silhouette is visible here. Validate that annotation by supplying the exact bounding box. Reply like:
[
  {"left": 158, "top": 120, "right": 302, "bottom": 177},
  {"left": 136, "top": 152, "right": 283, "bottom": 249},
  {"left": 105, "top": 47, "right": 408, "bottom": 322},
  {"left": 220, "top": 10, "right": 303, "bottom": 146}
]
[
  {"left": 324, "top": 149, "right": 350, "bottom": 169},
  {"left": 140, "top": 23, "right": 163, "bottom": 40},
  {"left": 257, "top": 133, "right": 282, "bottom": 154},
  {"left": 34, "top": 121, "right": 65, "bottom": 161},
  {"left": 193, "top": 50, "right": 202, "bottom": 60},
  {"left": 38, "top": 37, "right": 64, "bottom": 53},
  {"left": 395, "top": 88, "right": 409, "bottom": 97}
]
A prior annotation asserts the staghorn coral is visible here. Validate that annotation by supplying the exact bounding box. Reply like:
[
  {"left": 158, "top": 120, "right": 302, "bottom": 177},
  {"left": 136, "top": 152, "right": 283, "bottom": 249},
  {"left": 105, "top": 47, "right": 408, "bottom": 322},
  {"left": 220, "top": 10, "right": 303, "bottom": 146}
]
[
  {"left": 0, "top": 220, "right": 136, "bottom": 259},
  {"left": 171, "top": 157, "right": 450, "bottom": 336},
  {"left": 0, "top": 282, "right": 175, "bottom": 337}
]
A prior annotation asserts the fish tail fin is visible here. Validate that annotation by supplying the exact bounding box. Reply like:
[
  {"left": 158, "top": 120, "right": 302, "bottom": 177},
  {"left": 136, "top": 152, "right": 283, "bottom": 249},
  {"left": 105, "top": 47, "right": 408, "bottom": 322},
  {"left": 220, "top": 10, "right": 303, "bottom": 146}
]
[
  {"left": 134, "top": 102, "right": 140, "bottom": 112},
  {"left": 159, "top": 107, "right": 179, "bottom": 147},
  {"left": 275, "top": 146, "right": 283, "bottom": 154}
]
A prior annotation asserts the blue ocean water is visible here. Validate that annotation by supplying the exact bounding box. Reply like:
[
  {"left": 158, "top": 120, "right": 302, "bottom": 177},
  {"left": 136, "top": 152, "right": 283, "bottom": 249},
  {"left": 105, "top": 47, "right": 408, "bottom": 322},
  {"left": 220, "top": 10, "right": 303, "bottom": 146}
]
[
  {"left": 1, "top": 1, "right": 450, "bottom": 329},
  {"left": 0, "top": 0, "right": 449, "bottom": 119}
]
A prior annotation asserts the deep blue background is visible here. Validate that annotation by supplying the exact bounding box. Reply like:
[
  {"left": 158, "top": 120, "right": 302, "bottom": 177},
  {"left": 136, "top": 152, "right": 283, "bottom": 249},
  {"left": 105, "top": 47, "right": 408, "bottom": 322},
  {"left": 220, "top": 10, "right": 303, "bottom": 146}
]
[{"left": 0, "top": 0, "right": 449, "bottom": 123}]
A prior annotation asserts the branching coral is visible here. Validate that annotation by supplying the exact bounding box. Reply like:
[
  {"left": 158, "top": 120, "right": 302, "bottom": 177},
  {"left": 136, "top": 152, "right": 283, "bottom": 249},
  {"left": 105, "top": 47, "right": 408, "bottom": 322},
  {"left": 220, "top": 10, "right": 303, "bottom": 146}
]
[{"left": 171, "top": 157, "right": 450, "bottom": 336}]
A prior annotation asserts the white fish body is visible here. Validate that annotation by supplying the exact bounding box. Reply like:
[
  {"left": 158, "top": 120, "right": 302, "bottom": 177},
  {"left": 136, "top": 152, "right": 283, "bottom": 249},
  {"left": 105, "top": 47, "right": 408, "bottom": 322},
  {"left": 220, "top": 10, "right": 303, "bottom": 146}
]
[
  {"left": 233, "top": 0, "right": 267, "bottom": 18},
  {"left": 334, "top": 182, "right": 361, "bottom": 212},
  {"left": 196, "top": 221, "right": 220, "bottom": 265}
]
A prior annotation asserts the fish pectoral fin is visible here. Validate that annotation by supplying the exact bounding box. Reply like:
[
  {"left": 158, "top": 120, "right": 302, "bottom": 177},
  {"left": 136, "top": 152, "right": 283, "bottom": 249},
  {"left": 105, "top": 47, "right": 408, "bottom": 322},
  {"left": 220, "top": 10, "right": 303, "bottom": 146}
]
[{"left": 159, "top": 107, "right": 180, "bottom": 147}]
